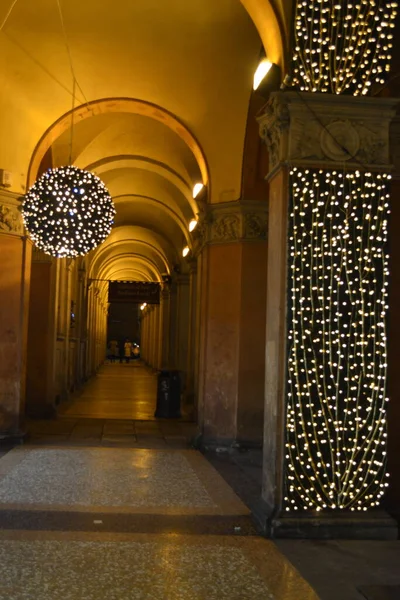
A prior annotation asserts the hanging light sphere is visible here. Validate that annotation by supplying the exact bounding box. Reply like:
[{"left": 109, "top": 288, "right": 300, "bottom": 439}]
[{"left": 22, "top": 166, "right": 116, "bottom": 259}]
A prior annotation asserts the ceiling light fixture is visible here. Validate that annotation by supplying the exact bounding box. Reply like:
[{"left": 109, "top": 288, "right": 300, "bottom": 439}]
[{"left": 182, "top": 246, "right": 190, "bottom": 257}]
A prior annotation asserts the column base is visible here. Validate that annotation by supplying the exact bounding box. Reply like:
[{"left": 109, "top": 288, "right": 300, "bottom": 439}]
[
  {"left": 200, "top": 436, "right": 263, "bottom": 451},
  {"left": 254, "top": 504, "right": 398, "bottom": 540},
  {"left": 0, "top": 429, "right": 27, "bottom": 446}
]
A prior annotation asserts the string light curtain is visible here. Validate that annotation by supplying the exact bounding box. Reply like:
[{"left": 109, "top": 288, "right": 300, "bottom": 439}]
[
  {"left": 284, "top": 0, "right": 397, "bottom": 511},
  {"left": 292, "top": 0, "right": 397, "bottom": 95},
  {"left": 286, "top": 169, "right": 390, "bottom": 510}
]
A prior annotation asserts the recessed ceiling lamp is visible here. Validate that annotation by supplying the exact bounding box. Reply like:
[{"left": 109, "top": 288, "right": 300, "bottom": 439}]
[
  {"left": 253, "top": 58, "right": 273, "bottom": 91},
  {"left": 193, "top": 183, "right": 204, "bottom": 199},
  {"left": 22, "top": 166, "right": 115, "bottom": 259},
  {"left": 189, "top": 219, "right": 198, "bottom": 232},
  {"left": 182, "top": 246, "right": 190, "bottom": 257}
]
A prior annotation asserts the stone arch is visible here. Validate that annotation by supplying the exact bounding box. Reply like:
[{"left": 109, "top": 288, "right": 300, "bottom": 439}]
[{"left": 26, "top": 98, "right": 210, "bottom": 190}]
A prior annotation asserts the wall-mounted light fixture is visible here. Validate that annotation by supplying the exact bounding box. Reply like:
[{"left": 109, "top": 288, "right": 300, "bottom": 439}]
[
  {"left": 253, "top": 58, "right": 273, "bottom": 90},
  {"left": 189, "top": 219, "right": 198, "bottom": 232},
  {"left": 193, "top": 183, "right": 204, "bottom": 199}
]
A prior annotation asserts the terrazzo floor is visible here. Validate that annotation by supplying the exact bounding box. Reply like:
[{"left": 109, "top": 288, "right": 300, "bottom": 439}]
[
  {"left": 0, "top": 445, "right": 318, "bottom": 599},
  {"left": 0, "top": 362, "right": 319, "bottom": 599}
]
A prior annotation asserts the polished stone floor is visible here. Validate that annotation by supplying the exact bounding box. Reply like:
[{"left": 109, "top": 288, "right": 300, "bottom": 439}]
[
  {"left": 58, "top": 362, "right": 163, "bottom": 420},
  {"left": 0, "top": 445, "right": 317, "bottom": 600},
  {"left": 3, "top": 362, "right": 398, "bottom": 599},
  {"left": 0, "top": 363, "right": 319, "bottom": 598}
]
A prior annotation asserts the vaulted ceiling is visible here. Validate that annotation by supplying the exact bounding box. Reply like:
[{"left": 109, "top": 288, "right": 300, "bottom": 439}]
[{"left": 0, "top": 0, "right": 289, "bottom": 280}]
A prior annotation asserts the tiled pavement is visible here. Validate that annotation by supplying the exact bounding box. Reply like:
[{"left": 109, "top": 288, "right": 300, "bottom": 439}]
[
  {"left": 0, "top": 445, "right": 318, "bottom": 600},
  {"left": 0, "top": 363, "right": 318, "bottom": 599},
  {"left": 2, "top": 363, "right": 399, "bottom": 599},
  {"left": 27, "top": 417, "right": 198, "bottom": 448}
]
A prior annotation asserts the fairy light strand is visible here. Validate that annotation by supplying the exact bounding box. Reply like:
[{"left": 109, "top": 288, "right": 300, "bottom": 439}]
[
  {"left": 292, "top": 0, "right": 398, "bottom": 96},
  {"left": 22, "top": 166, "right": 115, "bottom": 259},
  {"left": 285, "top": 168, "right": 390, "bottom": 511}
]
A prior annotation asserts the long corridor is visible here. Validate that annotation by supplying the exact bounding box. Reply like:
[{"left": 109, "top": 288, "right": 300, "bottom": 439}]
[{"left": 0, "top": 364, "right": 318, "bottom": 599}]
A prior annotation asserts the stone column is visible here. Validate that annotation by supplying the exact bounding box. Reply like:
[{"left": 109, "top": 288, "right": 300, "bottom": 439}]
[
  {"left": 0, "top": 191, "right": 31, "bottom": 441},
  {"left": 258, "top": 91, "right": 398, "bottom": 537},
  {"left": 168, "top": 282, "right": 177, "bottom": 368},
  {"left": 150, "top": 306, "right": 157, "bottom": 368},
  {"left": 160, "top": 287, "right": 171, "bottom": 369},
  {"left": 25, "top": 249, "right": 58, "bottom": 417},
  {"left": 185, "top": 259, "right": 198, "bottom": 406},
  {"left": 174, "top": 274, "right": 190, "bottom": 389},
  {"left": 193, "top": 201, "right": 268, "bottom": 446}
]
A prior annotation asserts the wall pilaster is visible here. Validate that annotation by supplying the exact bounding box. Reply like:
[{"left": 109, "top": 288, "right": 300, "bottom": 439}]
[
  {"left": 0, "top": 190, "right": 30, "bottom": 440},
  {"left": 193, "top": 200, "right": 268, "bottom": 446}
]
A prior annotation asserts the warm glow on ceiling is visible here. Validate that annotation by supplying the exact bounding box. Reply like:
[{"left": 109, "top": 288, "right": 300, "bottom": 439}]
[{"left": 253, "top": 58, "right": 273, "bottom": 90}]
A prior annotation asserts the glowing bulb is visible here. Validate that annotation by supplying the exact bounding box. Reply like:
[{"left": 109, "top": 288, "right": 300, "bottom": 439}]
[
  {"left": 193, "top": 183, "right": 204, "bottom": 199},
  {"left": 189, "top": 219, "right": 198, "bottom": 232},
  {"left": 253, "top": 58, "right": 273, "bottom": 90},
  {"left": 182, "top": 246, "right": 190, "bottom": 257}
]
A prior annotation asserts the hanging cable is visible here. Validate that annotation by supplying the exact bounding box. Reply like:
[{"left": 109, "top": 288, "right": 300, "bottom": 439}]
[
  {"left": 55, "top": 0, "right": 94, "bottom": 117},
  {"left": 69, "top": 76, "right": 76, "bottom": 164},
  {"left": 0, "top": 0, "right": 19, "bottom": 32}
]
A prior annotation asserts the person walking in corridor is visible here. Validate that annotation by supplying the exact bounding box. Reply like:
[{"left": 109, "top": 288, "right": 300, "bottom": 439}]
[{"left": 124, "top": 338, "right": 133, "bottom": 363}]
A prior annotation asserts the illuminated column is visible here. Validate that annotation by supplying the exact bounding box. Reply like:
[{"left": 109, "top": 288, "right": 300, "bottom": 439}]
[
  {"left": 141, "top": 311, "right": 147, "bottom": 362},
  {"left": 258, "top": 91, "right": 398, "bottom": 534},
  {"left": 158, "top": 304, "right": 163, "bottom": 369},
  {"left": 144, "top": 308, "right": 151, "bottom": 364},
  {"left": 168, "top": 282, "right": 177, "bottom": 368},
  {"left": 147, "top": 306, "right": 154, "bottom": 367},
  {"left": 0, "top": 191, "right": 31, "bottom": 441},
  {"left": 85, "top": 283, "right": 94, "bottom": 378},
  {"left": 151, "top": 306, "right": 158, "bottom": 368},
  {"left": 153, "top": 305, "right": 161, "bottom": 369},
  {"left": 25, "top": 248, "right": 58, "bottom": 417},
  {"left": 160, "top": 287, "right": 171, "bottom": 368},
  {"left": 175, "top": 274, "right": 190, "bottom": 388},
  {"left": 185, "top": 259, "right": 198, "bottom": 405}
]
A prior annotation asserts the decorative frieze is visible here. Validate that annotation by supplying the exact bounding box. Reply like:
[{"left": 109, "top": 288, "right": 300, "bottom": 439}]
[
  {"left": 0, "top": 190, "right": 23, "bottom": 237},
  {"left": 258, "top": 92, "right": 398, "bottom": 176},
  {"left": 191, "top": 201, "right": 268, "bottom": 255}
]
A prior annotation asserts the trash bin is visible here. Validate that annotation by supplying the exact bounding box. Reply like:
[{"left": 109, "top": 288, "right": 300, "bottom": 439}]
[{"left": 154, "top": 370, "right": 181, "bottom": 418}]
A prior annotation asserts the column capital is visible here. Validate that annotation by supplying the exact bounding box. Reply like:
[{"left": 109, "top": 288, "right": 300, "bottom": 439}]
[
  {"left": 0, "top": 189, "right": 24, "bottom": 238},
  {"left": 191, "top": 200, "right": 268, "bottom": 256},
  {"left": 258, "top": 91, "right": 399, "bottom": 179}
]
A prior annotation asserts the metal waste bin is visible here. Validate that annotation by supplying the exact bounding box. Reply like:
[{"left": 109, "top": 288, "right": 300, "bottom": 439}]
[{"left": 154, "top": 370, "right": 181, "bottom": 418}]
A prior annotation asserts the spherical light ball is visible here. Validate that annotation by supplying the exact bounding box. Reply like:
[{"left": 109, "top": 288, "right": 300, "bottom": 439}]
[{"left": 22, "top": 166, "right": 116, "bottom": 258}]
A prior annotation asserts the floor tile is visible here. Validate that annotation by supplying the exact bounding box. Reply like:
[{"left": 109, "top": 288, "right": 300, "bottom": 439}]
[
  {"left": 0, "top": 447, "right": 248, "bottom": 515},
  {"left": 0, "top": 531, "right": 319, "bottom": 600}
]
